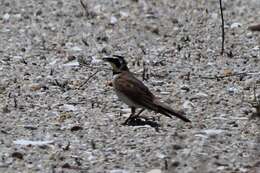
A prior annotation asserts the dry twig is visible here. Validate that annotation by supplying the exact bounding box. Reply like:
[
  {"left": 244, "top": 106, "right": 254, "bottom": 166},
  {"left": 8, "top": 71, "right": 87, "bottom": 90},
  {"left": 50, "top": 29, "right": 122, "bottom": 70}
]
[
  {"left": 252, "top": 85, "right": 260, "bottom": 117},
  {"left": 79, "top": 69, "right": 101, "bottom": 89},
  {"left": 200, "top": 72, "right": 260, "bottom": 80},
  {"left": 219, "top": 0, "right": 225, "bottom": 54}
]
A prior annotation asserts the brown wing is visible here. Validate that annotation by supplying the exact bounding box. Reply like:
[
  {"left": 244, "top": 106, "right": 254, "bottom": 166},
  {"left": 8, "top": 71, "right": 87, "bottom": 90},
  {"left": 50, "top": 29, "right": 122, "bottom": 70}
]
[
  {"left": 114, "top": 72, "right": 156, "bottom": 109},
  {"left": 114, "top": 72, "right": 191, "bottom": 122}
]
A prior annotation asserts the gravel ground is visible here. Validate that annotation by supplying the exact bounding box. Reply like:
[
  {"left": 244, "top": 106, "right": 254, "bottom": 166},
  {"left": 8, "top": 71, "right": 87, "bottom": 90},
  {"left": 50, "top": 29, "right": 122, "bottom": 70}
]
[{"left": 0, "top": 0, "right": 260, "bottom": 173}]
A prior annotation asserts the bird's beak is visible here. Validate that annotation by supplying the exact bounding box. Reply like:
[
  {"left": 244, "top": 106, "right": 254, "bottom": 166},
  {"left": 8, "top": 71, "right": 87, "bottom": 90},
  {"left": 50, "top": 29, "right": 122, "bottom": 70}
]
[
  {"left": 102, "top": 57, "right": 119, "bottom": 71},
  {"left": 102, "top": 57, "right": 118, "bottom": 64},
  {"left": 102, "top": 57, "right": 113, "bottom": 62}
]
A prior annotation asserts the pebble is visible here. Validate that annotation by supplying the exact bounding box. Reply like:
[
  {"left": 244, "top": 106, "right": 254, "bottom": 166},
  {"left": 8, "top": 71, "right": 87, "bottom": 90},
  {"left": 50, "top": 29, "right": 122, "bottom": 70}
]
[
  {"left": 183, "top": 100, "right": 194, "bottom": 110},
  {"left": 63, "top": 104, "right": 77, "bottom": 111},
  {"left": 201, "top": 129, "right": 224, "bottom": 136},
  {"left": 146, "top": 169, "right": 162, "bottom": 173},
  {"left": 227, "top": 86, "right": 239, "bottom": 94},
  {"left": 121, "top": 108, "right": 131, "bottom": 113},
  {"left": 230, "top": 22, "right": 242, "bottom": 29},
  {"left": 49, "top": 59, "right": 59, "bottom": 65},
  {"left": 160, "top": 91, "right": 170, "bottom": 95},
  {"left": 156, "top": 152, "right": 166, "bottom": 159},
  {"left": 109, "top": 169, "right": 129, "bottom": 173},
  {"left": 244, "top": 78, "right": 256, "bottom": 89},
  {"left": 110, "top": 16, "right": 118, "bottom": 24},
  {"left": 91, "top": 56, "right": 102, "bottom": 64},
  {"left": 13, "top": 55, "right": 23, "bottom": 60},
  {"left": 14, "top": 14, "right": 22, "bottom": 19},
  {"left": 30, "top": 83, "right": 42, "bottom": 91},
  {"left": 180, "top": 84, "right": 190, "bottom": 92},
  {"left": 192, "top": 92, "right": 208, "bottom": 99},
  {"left": 211, "top": 13, "right": 218, "bottom": 20},
  {"left": 3, "top": 13, "right": 10, "bottom": 22},
  {"left": 120, "top": 11, "right": 129, "bottom": 19},
  {"left": 63, "top": 60, "right": 80, "bottom": 67},
  {"left": 14, "top": 139, "right": 54, "bottom": 146},
  {"left": 246, "top": 32, "right": 253, "bottom": 38},
  {"left": 71, "top": 46, "right": 82, "bottom": 51},
  {"left": 252, "top": 46, "right": 259, "bottom": 51},
  {"left": 171, "top": 160, "right": 180, "bottom": 167}
]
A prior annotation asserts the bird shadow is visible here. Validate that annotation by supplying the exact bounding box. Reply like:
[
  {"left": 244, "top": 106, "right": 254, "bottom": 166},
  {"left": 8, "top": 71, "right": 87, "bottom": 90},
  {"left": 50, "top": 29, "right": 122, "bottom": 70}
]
[{"left": 123, "top": 117, "right": 161, "bottom": 132}]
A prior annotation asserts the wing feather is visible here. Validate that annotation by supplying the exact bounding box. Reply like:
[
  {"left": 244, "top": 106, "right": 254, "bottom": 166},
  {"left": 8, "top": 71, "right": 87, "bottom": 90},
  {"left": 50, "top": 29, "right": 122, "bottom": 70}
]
[{"left": 114, "top": 72, "right": 155, "bottom": 109}]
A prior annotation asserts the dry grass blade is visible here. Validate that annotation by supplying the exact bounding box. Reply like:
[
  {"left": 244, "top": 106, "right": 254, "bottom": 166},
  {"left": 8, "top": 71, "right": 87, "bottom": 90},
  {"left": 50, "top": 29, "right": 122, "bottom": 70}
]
[
  {"left": 79, "top": 69, "right": 100, "bottom": 89},
  {"left": 80, "top": 0, "right": 87, "bottom": 11}
]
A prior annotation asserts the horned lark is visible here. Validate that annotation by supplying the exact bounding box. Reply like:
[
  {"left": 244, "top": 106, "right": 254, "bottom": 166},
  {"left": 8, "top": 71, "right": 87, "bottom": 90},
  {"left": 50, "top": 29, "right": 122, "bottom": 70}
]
[{"left": 103, "top": 55, "right": 191, "bottom": 125}]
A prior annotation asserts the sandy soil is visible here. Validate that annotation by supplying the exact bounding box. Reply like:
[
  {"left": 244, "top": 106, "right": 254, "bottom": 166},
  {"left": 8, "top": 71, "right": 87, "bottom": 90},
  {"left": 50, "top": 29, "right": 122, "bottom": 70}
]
[{"left": 0, "top": 0, "right": 260, "bottom": 172}]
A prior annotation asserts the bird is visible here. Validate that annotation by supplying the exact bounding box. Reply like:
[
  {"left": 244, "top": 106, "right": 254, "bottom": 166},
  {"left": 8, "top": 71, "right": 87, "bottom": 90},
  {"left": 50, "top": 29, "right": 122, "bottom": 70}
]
[{"left": 103, "top": 55, "right": 191, "bottom": 125}]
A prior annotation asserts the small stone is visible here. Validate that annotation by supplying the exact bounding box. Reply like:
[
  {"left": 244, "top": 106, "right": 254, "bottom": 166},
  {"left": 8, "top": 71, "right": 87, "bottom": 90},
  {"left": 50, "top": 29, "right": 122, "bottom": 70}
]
[
  {"left": 156, "top": 152, "right": 165, "bottom": 159},
  {"left": 145, "top": 24, "right": 159, "bottom": 35},
  {"left": 30, "top": 83, "right": 42, "bottom": 91},
  {"left": 91, "top": 56, "right": 102, "bottom": 64},
  {"left": 49, "top": 59, "right": 59, "bottom": 65},
  {"left": 183, "top": 100, "right": 194, "bottom": 111},
  {"left": 13, "top": 55, "right": 23, "bottom": 60},
  {"left": 160, "top": 91, "right": 170, "bottom": 95},
  {"left": 63, "top": 104, "right": 77, "bottom": 111},
  {"left": 36, "top": 10, "right": 42, "bottom": 16},
  {"left": 3, "top": 13, "right": 10, "bottom": 22},
  {"left": 244, "top": 78, "right": 256, "bottom": 89},
  {"left": 14, "top": 14, "right": 22, "bottom": 19},
  {"left": 71, "top": 125, "right": 83, "bottom": 131},
  {"left": 227, "top": 86, "right": 239, "bottom": 94},
  {"left": 223, "top": 69, "right": 233, "bottom": 76},
  {"left": 57, "top": 112, "right": 72, "bottom": 122},
  {"left": 14, "top": 140, "right": 54, "bottom": 146},
  {"left": 11, "top": 152, "right": 24, "bottom": 160},
  {"left": 121, "top": 108, "right": 131, "bottom": 114},
  {"left": 146, "top": 169, "right": 162, "bottom": 173},
  {"left": 63, "top": 60, "right": 80, "bottom": 67},
  {"left": 23, "top": 125, "right": 38, "bottom": 130},
  {"left": 230, "top": 22, "right": 242, "bottom": 29},
  {"left": 180, "top": 85, "right": 190, "bottom": 92},
  {"left": 201, "top": 129, "right": 224, "bottom": 136},
  {"left": 192, "top": 92, "right": 208, "bottom": 99},
  {"left": 71, "top": 46, "right": 82, "bottom": 51},
  {"left": 61, "top": 163, "right": 71, "bottom": 169},
  {"left": 2, "top": 105, "right": 10, "bottom": 113},
  {"left": 109, "top": 169, "right": 129, "bottom": 173},
  {"left": 110, "top": 16, "right": 118, "bottom": 24},
  {"left": 252, "top": 46, "right": 259, "bottom": 51},
  {"left": 241, "top": 107, "right": 252, "bottom": 115},
  {"left": 172, "top": 144, "right": 183, "bottom": 150},
  {"left": 120, "top": 11, "right": 129, "bottom": 19},
  {"left": 171, "top": 160, "right": 180, "bottom": 167},
  {"left": 246, "top": 32, "right": 253, "bottom": 38},
  {"left": 211, "top": 13, "right": 218, "bottom": 20}
]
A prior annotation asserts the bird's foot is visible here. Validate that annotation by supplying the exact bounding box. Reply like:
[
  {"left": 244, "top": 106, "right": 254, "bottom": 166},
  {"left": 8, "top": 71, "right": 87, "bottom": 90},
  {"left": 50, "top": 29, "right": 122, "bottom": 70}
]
[
  {"left": 122, "top": 116, "right": 161, "bottom": 129},
  {"left": 122, "top": 116, "right": 138, "bottom": 125}
]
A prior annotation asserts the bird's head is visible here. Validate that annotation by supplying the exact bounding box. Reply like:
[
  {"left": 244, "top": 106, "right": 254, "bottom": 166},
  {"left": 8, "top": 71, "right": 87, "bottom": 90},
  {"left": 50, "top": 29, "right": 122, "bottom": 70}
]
[{"left": 103, "top": 55, "right": 129, "bottom": 74}]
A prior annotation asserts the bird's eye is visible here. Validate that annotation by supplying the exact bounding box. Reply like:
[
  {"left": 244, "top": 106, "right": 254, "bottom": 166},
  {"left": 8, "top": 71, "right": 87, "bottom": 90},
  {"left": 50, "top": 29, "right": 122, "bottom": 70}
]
[
  {"left": 115, "top": 61, "right": 121, "bottom": 68},
  {"left": 118, "top": 59, "right": 123, "bottom": 65}
]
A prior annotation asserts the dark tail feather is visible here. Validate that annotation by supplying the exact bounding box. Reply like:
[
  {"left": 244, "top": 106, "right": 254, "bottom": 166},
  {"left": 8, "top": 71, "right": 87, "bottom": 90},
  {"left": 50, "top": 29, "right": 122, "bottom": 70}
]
[{"left": 155, "top": 102, "right": 191, "bottom": 122}]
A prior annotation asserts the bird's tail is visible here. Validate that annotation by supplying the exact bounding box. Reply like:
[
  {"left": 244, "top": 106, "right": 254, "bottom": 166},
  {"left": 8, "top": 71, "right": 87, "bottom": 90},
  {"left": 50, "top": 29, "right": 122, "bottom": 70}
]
[{"left": 154, "top": 100, "right": 191, "bottom": 122}]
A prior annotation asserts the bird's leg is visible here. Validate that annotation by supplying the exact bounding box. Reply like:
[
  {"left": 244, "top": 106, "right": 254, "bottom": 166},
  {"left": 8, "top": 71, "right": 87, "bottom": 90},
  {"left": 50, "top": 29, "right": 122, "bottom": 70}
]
[
  {"left": 135, "top": 108, "right": 153, "bottom": 121},
  {"left": 135, "top": 108, "right": 145, "bottom": 117},
  {"left": 123, "top": 107, "right": 136, "bottom": 125},
  {"left": 128, "top": 108, "right": 145, "bottom": 120}
]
